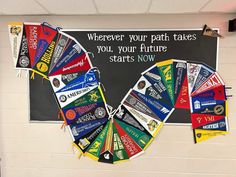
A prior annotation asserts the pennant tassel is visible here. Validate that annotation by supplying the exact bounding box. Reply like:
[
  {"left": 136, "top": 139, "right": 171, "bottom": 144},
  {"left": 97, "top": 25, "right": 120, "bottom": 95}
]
[
  {"left": 16, "top": 69, "right": 22, "bottom": 77},
  {"left": 30, "top": 71, "right": 35, "bottom": 80}
]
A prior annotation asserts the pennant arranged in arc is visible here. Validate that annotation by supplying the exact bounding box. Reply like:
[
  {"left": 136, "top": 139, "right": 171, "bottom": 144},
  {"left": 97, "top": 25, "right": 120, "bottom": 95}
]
[{"left": 8, "top": 22, "right": 229, "bottom": 163}]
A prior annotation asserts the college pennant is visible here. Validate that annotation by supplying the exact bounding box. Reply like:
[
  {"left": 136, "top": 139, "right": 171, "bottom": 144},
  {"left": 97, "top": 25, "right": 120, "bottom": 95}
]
[
  {"left": 56, "top": 68, "right": 99, "bottom": 93},
  {"left": 156, "top": 59, "right": 175, "bottom": 105},
  {"left": 191, "top": 72, "right": 224, "bottom": 97},
  {"left": 63, "top": 85, "right": 106, "bottom": 109},
  {"left": 16, "top": 24, "right": 31, "bottom": 69},
  {"left": 113, "top": 124, "right": 129, "bottom": 163},
  {"left": 202, "top": 24, "right": 223, "bottom": 38},
  {"left": 62, "top": 102, "right": 109, "bottom": 125},
  {"left": 69, "top": 118, "right": 108, "bottom": 141},
  {"left": 33, "top": 23, "right": 58, "bottom": 68},
  {"left": 173, "top": 60, "right": 187, "bottom": 105},
  {"left": 122, "top": 90, "right": 162, "bottom": 122},
  {"left": 32, "top": 33, "right": 58, "bottom": 78},
  {"left": 49, "top": 32, "right": 71, "bottom": 73},
  {"left": 8, "top": 22, "right": 24, "bottom": 66},
  {"left": 191, "top": 64, "right": 215, "bottom": 93},
  {"left": 116, "top": 119, "right": 153, "bottom": 150},
  {"left": 191, "top": 113, "right": 226, "bottom": 129},
  {"left": 114, "top": 105, "right": 152, "bottom": 136},
  {"left": 85, "top": 120, "right": 110, "bottom": 161},
  {"left": 175, "top": 75, "right": 190, "bottom": 109},
  {"left": 73, "top": 122, "right": 108, "bottom": 153},
  {"left": 193, "top": 129, "right": 228, "bottom": 143},
  {"left": 113, "top": 119, "right": 143, "bottom": 159},
  {"left": 187, "top": 62, "right": 201, "bottom": 94},
  {"left": 142, "top": 65, "right": 173, "bottom": 107},
  {"left": 24, "top": 22, "right": 41, "bottom": 67},
  {"left": 98, "top": 120, "right": 114, "bottom": 163},
  {"left": 55, "top": 85, "right": 97, "bottom": 108},
  {"left": 123, "top": 103, "right": 163, "bottom": 137}
]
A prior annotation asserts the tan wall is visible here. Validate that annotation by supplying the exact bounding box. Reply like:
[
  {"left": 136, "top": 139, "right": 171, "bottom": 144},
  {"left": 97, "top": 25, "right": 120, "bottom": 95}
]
[{"left": 0, "top": 14, "right": 236, "bottom": 177}]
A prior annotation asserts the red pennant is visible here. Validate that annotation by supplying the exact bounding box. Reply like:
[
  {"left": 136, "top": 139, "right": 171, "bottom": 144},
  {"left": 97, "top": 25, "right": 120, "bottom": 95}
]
[
  {"left": 25, "top": 23, "right": 41, "bottom": 67},
  {"left": 49, "top": 53, "right": 92, "bottom": 76},
  {"left": 175, "top": 76, "right": 190, "bottom": 109},
  {"left": 192, "top": 85, "right": 226, "bottom": 101},
  {"left": 191, "top": 113, "right": 225, "bottom": 129},
  {"left": 192, "top": 73, "right": 224, "bottom": 97},
  {"left": 113, "top": 120, "right": 143, "bottom": 158}
]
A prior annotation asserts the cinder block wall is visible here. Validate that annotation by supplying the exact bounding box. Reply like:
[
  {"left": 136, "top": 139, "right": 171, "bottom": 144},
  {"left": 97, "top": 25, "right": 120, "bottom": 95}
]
[{"left": 0, "top": 14, "right": 236, "bottom": 177}]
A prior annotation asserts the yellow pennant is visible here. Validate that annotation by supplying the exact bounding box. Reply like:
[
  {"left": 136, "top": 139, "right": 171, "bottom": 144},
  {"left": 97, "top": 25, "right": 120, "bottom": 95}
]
[{"left": 194, "top": 129, "right": 228, "bottom": 143}]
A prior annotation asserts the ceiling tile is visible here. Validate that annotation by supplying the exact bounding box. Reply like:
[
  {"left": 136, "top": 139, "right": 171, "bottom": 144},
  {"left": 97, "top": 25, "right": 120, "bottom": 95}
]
[
  {"left": 149, "top": 0, "right": 210, "bottom": 14},
  {"left": 0, "top": 0, "right": 48, "bottom": 14},
  {"left": 36, "top": 0, "right": 97, "bottom": 14},
  {"left": 94, "top": 0, "right": 151, "bottom": 14},
  {"left": 201, "top": 0, "right": 236, "bottom": 13}
]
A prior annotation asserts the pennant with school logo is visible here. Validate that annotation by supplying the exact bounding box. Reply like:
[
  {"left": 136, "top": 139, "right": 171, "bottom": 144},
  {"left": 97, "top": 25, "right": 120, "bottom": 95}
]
[
  {"left": 122, "top": 90, "right": 162, "bottom": 122},
  {"left": 9, "top": 22, "right": 24, "bottom": 67},
  {"left": 133, "top": 76, "right": 173, "bottom": 108},
  {"left": 113, "top": 119, "right": 143, "bottom": 159},
  {"left": 49, "top": 40, "right": 91, "bottom": 76},
  {"left": 69, "top": 118, "right": 108, "bottom": 141},
  {"left": 197, "top": 118, "right": 228, "bottom": 131},
  {"left": 191, "top": 113, "right": 226, "bottom": 129},
  {"left": 175, "top": 75, "right": 190, "bottom": 109},
  {"left": 63, "top": 85, "right": 106, "bottom": 109},
  {"left": 156, "top": 59, "right": 175, "bottom": 105},
  {"left": 113, "top": 124, "right": 129, "bottom": 163},
  {"left": 24, "top": 22, "right": 41, "bottom": 67},
  {"left": 132, "top": 90, "right": 172, "bottom": 121},
  {"left": 193, "top": 129, "right": 228, "bottom": 143},
  {"left": 173, "top": 60, "right": 187, "bottom": 103},
  {"left": 56, "top": 68, "right": 99, "bottom": 93},
  {"left": 191, "top": 99, "right": 226, "bottom": 116},
  {"left": 33, "top": 23, "right": 58, "bottom": 68},
  {"left": 55, "top": 85, "right": 97, "bottom": 108},
  {"left": 142, "top": 65, "right": 173, "bottom": 107},
  {"left": 191, "top": 85, "right": 226, "bottom": 101},
  {"left": 62, "top": 102, "right": 109, "bottom": 125},
  {"left": 85, "top": 120, "right": 110, "bottom": 161},
  {"left": 98, "top": 120, "right": 113, "bottom": 163},
  {"left": 49, "top": 40, "right": 84, "bottom": 74},
  {"left": 49, "top": 71, "right": 88, "bottom": 92},
  {"left": 114, "top": 105, "right": 152, "bottom": 136},
  {"left": 16, "top": 24, "right": 31, "bottom": 69},
  {"left": 73, "top": 123, "right": 107, "bottom": 153},
  {"left": 116, "top": 119, "right": 153, "bottom": 150},
  {"left": 123, "top": 104, "right": 163, "bottom": 137},
  {"left": 191, "top": 72, "right": 224, "bottom": 97},
  {"left": 191, "top": 64, "right": 214, "bottom": 93},
  {"left": 32, "top": 34, "right": 58, "bottom": 78},
  {"left": 49, "top": 32, "right": 71, "bottom": 73},
  {"left": 187, "top": 62, "right": 201, "bottom": 93}
]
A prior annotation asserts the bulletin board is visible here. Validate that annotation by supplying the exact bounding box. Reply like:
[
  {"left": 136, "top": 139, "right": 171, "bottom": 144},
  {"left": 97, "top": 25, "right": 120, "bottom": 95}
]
[{"left": 29, "top": 29, "right": 218, "bottom": 123}]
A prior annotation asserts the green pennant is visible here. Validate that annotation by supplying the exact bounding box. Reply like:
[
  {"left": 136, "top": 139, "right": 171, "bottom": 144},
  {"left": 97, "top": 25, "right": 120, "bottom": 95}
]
[
  {"left": 63, "top": 86, "right": 105, "bottom": 109},
  {"left": 157, "top": 60, "right": 175, "bottom": 105},
  {"left": 85, "top": 120, "right": 110, "bottom": 161},
  {"left": 116, "top": 119, "right": 153, "bottom": 150},
  {"left": 113, "top": 123, "right": 129, "bottom": 163}
]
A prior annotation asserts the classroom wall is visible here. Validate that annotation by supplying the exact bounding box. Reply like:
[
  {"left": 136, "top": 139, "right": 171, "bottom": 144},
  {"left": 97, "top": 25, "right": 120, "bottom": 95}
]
[{"left": 0, "top": 14, "right": 236, "bottom": 177}]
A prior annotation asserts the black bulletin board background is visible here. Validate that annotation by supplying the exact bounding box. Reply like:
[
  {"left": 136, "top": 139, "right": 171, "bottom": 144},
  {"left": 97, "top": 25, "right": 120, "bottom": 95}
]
[{"left": 30, "top": 29, "right": 218, "bottom": 123}]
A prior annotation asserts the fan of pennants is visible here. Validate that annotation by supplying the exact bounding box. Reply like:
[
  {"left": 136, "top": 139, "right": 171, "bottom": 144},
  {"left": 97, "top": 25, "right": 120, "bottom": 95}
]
[{"left": 8, "top": 22, "right": 229, "bottom": 163}]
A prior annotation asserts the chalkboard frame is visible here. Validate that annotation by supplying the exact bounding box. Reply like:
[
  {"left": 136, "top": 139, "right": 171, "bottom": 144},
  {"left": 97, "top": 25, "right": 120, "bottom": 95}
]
[{"left": 28, "top": 28, "right": 219, "bottom": 125}]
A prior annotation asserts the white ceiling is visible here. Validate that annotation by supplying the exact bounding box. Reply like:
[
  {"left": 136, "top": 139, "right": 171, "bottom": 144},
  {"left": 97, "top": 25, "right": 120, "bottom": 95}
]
[{"left": 0, "top": 0, "right": 236, "bottom": 15}]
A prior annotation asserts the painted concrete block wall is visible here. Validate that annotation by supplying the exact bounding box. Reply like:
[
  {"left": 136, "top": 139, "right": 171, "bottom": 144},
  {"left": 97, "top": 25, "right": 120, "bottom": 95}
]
[{"left": 0, "top": 14, "right": 236, "bottom": 177}]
